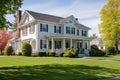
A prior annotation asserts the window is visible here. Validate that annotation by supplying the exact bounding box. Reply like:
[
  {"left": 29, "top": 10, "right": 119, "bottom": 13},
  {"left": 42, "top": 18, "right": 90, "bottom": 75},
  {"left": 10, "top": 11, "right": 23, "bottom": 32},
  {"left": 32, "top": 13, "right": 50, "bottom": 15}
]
[
  {"left": 66, "top": 27, "right": 70, "bottom": 34},
  {"left": 55, "top": 41, "right": 61, "bottom": 49},
  {"left": 54, "top": 26, "right": 61, "bottom": 33},
  {"left": 82, "top": 30, "right": 87, "bottom": 36},
  {"left": 22, "top": 27, "right": 27, "bottom": 36},
  {"left": 71, "top": 28, "right": 75, "bottom": 34},
  {"left": 77, "top": 29, "right": 79, "bottom": 36},
  {"left": 29, "top": 24, "right": 35, "bottom": 34},
  {"left": 40, "top": 24, "right": 48, "bottom": 32},
  {"left": 40, "top": 40, "right": 46, "bottom": 49}
]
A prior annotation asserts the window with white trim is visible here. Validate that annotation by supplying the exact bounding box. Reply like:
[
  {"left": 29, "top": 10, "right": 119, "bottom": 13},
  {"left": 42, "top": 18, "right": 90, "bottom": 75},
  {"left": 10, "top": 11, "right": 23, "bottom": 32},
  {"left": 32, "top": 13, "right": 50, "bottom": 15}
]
[{"left": 40, "top": 24, "right": 48, "bottom": 32}]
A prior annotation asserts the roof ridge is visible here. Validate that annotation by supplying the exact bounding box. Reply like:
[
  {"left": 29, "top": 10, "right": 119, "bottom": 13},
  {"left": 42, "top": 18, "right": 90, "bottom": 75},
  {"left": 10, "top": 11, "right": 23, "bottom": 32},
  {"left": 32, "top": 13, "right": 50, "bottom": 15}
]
[{"left": 26, "top": 10, "right": 64, "bottom": 19}]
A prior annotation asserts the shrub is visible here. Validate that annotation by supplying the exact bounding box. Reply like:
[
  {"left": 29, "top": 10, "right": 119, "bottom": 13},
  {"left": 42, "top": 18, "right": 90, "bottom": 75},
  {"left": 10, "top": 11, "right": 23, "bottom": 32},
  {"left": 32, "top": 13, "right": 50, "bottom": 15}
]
[
  {"left": 59, "top": 52, "right": 64, "bottom": 57},
  {"left": 63, "top": 48, "right": 77, "bottom": 57},
  {"left": 18, "top": 52, "right": 22, "bottom": 56},
  {"left": 21, "top": 42, "right": 32, "bottom": 56},
  {"left": 12, "top": 52, "right": 16, "bottom": 56},
  {"left": 49, "top": 52, "right": 55, "bottom": 56},
  {"left": 37, "top": 52, "right": 46, "bottom": 56},
  {"left": 89, "top": 45, "right": 106, "bottom": 56},
  {"left": 106, "top": 47, "right": 116, "bottom": 55},
  {"left": 4, "top": 46, "right": 13, "bottom": 56}
]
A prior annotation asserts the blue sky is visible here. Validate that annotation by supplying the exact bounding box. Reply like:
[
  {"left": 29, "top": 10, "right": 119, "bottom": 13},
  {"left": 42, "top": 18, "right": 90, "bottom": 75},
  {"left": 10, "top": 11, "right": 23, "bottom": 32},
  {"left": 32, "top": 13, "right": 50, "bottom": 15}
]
[{"left": 8, "top": 0, "right": 107, "bottom": 36}]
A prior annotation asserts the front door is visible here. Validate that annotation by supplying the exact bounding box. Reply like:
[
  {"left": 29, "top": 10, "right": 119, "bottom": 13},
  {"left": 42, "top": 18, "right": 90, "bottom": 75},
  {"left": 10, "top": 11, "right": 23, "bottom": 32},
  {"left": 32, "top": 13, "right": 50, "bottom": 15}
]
[{"left": 66, "top": 42, "right": 69, "bottom": 48}]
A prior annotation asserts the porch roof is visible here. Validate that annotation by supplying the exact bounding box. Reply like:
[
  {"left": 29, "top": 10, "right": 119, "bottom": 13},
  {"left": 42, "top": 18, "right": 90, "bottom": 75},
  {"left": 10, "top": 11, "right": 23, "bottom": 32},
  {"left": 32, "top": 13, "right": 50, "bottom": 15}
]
[{"left": 45, "top": 34, "right": 91, "bottom": 40}]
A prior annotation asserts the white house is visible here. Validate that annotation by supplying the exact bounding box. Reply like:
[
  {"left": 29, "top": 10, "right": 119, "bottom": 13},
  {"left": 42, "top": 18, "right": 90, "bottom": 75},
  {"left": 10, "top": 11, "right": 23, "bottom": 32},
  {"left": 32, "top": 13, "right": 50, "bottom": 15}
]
[
  {"left": 11, "top": 10, "right": 91, "bottom": 56},
  {"left": 90, "top": 38, "right": 106, "bottom": 50}
]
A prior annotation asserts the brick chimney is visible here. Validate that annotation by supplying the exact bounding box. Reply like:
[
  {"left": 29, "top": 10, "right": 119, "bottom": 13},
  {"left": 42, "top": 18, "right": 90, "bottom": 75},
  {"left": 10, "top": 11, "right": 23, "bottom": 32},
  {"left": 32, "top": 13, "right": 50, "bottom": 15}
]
[{"left": 16, "top": 10, "right": 22, "bottom": 37}]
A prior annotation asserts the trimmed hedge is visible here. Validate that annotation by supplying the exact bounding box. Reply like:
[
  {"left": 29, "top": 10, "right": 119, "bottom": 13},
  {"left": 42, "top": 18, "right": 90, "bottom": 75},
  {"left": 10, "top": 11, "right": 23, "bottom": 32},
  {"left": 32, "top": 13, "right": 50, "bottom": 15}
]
[
  {"left": 37, "top": 52, "right": 46, "bottom": 56},
  {"left": 89, "top": 45, "right": 106, "bottom": 56},
  {"left": 106, "top": 47, "right": 116, "bottom": 55},
  {"left": 21, "top": 42, "right": 32, "bottom": 56},
  {"left": 63, "top": 48, "right": 77, "bottom": 57},
  {"left": 49, "top": 52, "right": 55, "bottom": 56},
  {"left": 37, "top": 52, "right": 55, "bottom": 57},
  {"left": 18, "top": 52, "right": 22, "bottom": 56},
  {"left": 4, "top": 46, "right": 13, "bottom": 56}
]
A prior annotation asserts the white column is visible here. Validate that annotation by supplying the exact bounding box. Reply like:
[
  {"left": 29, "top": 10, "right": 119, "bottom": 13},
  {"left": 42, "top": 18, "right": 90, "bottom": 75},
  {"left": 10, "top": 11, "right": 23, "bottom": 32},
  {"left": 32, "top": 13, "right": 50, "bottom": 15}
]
[
  {"left": 82, "top": 40, "right": 84, "bottom": 49},
  {"left": 88, "top": 40, "right": 90, "bottom": 50},
  {"left": 51, "top": 37, "right": 54, "bottom": 52},
  {"left": 70, "top": 39, "right": 73, "bottom": 48},
  {"left": 63, "top": 38, "right": 65, "bottom": 51},
  {"left": 46, "top": 39, "right": 49, "bottom": 51}
]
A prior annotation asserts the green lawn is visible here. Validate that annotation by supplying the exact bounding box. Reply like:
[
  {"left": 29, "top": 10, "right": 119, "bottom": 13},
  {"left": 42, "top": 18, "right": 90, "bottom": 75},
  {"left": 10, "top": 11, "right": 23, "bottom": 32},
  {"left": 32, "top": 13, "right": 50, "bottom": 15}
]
[{"left": 0, "top": 56, "right": 120, "bottom": 80}]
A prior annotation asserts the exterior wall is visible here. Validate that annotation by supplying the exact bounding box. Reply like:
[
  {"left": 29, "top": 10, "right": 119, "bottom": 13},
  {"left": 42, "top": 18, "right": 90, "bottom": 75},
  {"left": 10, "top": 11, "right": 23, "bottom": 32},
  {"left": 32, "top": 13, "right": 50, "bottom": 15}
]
[{"left": 19, "top": 12, "right": 90, "bottom": 55}]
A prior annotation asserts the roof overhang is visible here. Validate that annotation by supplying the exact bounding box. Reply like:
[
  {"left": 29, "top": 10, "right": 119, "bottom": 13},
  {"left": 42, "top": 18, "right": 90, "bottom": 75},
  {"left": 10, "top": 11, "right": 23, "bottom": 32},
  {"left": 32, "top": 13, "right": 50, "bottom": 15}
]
[{"left": 45, "top": 34, "right": 91, "bottom": 40}]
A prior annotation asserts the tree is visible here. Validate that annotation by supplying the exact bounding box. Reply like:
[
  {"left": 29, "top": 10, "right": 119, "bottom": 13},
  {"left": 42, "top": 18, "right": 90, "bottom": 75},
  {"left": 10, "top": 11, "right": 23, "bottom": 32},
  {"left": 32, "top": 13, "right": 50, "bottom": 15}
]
[
  {"left": 90, "top": 33, "right": 98, "bottom": 39},
  {"left": 0, "top": 0, "right": 23, "bottom": 29},
  {"left": 0, "top": 29, "right": 12, "bottom": 54},
  {"left": 99, "top": 0, "right": 120, "bottom": 53}
]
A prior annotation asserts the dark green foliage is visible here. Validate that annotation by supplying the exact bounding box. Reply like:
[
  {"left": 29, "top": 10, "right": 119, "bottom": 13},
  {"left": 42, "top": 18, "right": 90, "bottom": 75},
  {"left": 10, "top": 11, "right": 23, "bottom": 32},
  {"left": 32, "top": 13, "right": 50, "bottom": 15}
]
[
  {"left": 0, "top": 0, "right": 23, "bottom": 28},
  {"left": 4, "top": 46, "right": 13, "bottom": 56},
  {"left": 12, "top": 52, "right": 15, "bottom": 56},
  {"left": 21, "top": 42, "right": 32, "bottom": 56},
  {"left": 106, "top": 47, "right": 116, "bottom": 55},
  {"left": 59, "top": 52, "right": 64, "bottom": 57},
  {"left": 37, "top": 52, "right": 46, "bottom": 56},
  {"left": 18, "top": 52, "right": 22, "bottom": 56},
  {"left": 63, "top": 48, "right": 77, "bottom": 57},
  {"left": 90, "top": 45, "right": 106, "bottom": 56},
  {"left": 49, "top": 52, "right": 55, "bottom": 56}
]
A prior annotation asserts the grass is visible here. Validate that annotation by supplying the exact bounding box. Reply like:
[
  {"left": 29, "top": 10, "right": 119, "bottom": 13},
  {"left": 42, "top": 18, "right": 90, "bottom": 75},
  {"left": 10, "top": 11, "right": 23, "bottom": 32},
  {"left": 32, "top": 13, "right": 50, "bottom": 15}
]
[{"left": 0, "top": 56, "right": 120, "bottom": 80}]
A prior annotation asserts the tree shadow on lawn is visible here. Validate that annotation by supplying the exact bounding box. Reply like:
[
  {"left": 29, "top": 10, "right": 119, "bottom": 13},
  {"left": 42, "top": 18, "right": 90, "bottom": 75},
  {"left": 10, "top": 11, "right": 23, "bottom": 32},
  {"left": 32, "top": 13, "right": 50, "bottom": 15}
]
[{"left": 0, "top": 64, "right": 120, "bottom": 80}]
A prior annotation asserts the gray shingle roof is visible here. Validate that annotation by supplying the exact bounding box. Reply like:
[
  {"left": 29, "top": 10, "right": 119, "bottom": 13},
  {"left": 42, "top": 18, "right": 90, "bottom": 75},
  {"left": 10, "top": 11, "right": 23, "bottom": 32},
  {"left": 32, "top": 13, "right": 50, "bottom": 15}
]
[{"left": 26, "top": 10, "right": 64, "bottom": 23}]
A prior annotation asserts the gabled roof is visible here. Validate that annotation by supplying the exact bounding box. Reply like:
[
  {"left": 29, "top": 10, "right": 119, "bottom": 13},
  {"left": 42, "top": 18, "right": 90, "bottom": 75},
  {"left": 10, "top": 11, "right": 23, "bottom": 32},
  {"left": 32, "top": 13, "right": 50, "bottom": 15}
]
[{"left": 26, "top": 10, "right": 64, "bottom": 23}]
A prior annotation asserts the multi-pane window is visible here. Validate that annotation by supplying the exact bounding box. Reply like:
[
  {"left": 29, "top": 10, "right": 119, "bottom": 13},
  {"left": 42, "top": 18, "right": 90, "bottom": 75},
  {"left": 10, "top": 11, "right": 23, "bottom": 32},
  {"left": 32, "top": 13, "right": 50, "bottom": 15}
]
[
  {"left": 22, "top": 27, "right": 27, "bottom": 36},
  {"left": 82, "top": 30, "right": 87, "bottom": 36},
  {"left": 40, "top": 40, "right": 46, "bottom": 49},
  {"left": 55, "top": 41, "right": 61, "bottom": 49},
  {"left": 29, "top": 24, "right": 35, "bottom": 34},
  {"left": 71, "top": 28, "right": 75, "bottom": 34},
  {"left": 66, "top": 27, "right": 70, "bottom": 34},
  {"left": 54, "top": 26, "right": 61, "bottom": 33},
  {"left": 40, "top": 24, "right": 48, "bottom": 32}
]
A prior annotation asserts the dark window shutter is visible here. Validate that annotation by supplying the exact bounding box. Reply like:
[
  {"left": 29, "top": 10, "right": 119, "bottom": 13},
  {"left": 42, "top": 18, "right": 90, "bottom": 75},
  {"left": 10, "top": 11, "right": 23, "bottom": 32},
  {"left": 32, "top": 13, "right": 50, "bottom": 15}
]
[
  {"left": 54, "top": 26, "right": 56, "bottom": 33},
  {"left": 66, "top": 27, "right": 67, "bottom": 34},
  {"left": 77, "top": 30, "right": 79, "bottom": 36},
  {"left": 82, "top": 30, "right": 83, "bottom": 36},
  {"left": 59, "top": 26, "right": 61, "bottom": 33},
  {"left": 46, "top": 24, "right": 48, "bottom": 32},
  {"left": 40, "top": 40, "right": 42, "bottom": 49},
  {"left": 40, "top": 24, "right": 42, "bottom": 31}
]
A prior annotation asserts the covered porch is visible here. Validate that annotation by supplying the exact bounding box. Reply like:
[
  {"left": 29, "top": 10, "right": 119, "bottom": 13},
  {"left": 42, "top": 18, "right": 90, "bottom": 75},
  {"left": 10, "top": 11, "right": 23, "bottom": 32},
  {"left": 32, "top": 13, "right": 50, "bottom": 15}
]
[{"left": 41, "top": 35, "right": 91, "bottom": 56}]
